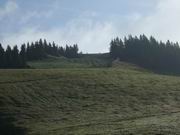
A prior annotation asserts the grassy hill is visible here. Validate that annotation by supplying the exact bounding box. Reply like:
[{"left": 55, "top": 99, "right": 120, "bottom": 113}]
[
  {"left": 28, "top": 53, "right": 111, "bottom": 69},
  {"left": 1, "top": 62, "right": 180, "bottom": 134}
]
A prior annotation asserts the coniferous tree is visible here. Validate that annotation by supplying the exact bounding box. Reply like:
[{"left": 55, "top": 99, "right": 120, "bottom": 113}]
[
  {"left": 38, "top": 39, "right": 46, "bottom": 59},
  {"left": 58, "top": 46, "right": 65, "bottom": 56},
  {"left": 26, "top": 42, "right": 31, "bottom": 61},
  {"left": 110, "top": 35, "right": 180, "bottom": 74},
  {"left": 0, "top": 44, "right": 5, "bottom": 68},
  {"left": 73, "top": 44, "right": 79, "bottom": 58},
  {"left": 44, "top": 39, "right": 48, "bottom": 54},
  {"left": 20, "top": 44, "right": 27, "bottom": 67},
  {"left": 12, "top": 45, "right": 20, "bottom": 68},
  {"left": 4, "top": 45, "right": 13, "bottom": 68},
  {"left": 0, "top": 39, "right": 79, "bottom": 68}
]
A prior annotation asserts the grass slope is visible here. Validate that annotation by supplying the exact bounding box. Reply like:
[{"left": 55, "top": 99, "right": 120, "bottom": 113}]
[
  {"left": 1, "top": 65, "right": 180, "bottom": 134},
  {"left": 28, "top": 54, "right": 111, "bottom": 69}
]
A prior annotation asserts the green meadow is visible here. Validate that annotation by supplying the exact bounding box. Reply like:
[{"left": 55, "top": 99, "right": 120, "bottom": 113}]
[{"left": 1, "top": 59, "right": 180, "bottom": 134}]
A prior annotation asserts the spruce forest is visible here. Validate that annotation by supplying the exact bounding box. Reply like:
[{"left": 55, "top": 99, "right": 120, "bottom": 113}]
[
  {"left": 0, "top": 39, "right": 79, "bottom": 68},
  {"left": 2, "top": 35, "right": 180, "bottom": 74},
  {"left": 110, "top": 35, "right": 180, "bottom": 74}
]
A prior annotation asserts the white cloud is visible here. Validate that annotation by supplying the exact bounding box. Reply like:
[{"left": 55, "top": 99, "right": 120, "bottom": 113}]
[
  {"left": 1, "top": 19, "right": 118, "bottom": 53},
  {"left": 1, "top": 0, "right": 180, "bottom": 53},
  {"left": 20, "top": 10, "right": 53, "bottom": 24},
  {"left": 0, "top": 0, "right": 18, "bottom": 20},
  {"left": 132, "top": 0, "right": 180, "bottom": 42}
]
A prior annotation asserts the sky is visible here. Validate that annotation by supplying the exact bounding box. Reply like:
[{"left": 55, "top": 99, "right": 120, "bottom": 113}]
[{"left": 0, "top": 0, "right": 180, "bottom": 53}]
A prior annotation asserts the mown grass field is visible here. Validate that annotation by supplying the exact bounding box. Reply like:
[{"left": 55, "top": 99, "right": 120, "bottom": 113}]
[
  {"left": 1, "top": 62, "right": 180, "bottom": 134},
  {"left": 28, "top": 54, "right": 111, "bottom": 69}
]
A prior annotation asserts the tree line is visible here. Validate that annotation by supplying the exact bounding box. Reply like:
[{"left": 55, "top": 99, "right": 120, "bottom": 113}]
[
  {"left": 110, "top": 35, "right": 180, "bottom": 74},
  {"left": 0, "top": 39, "right": 79, "bottom": 68}
]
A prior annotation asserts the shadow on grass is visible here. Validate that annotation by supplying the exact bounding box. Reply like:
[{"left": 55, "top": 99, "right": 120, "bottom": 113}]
[{"left": 0, "top": 112, "right": 27, "bottom": 135}]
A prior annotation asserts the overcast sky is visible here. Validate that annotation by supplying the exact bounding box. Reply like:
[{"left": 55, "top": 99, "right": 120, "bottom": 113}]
[{"left": 0, "top": 0, "right": 180, "bottom": 53}]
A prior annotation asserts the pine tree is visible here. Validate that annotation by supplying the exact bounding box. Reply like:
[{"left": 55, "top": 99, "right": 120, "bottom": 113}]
[
  {"left": 73, "top": 44, "right": 79, "bottom": 57},
  {"left": 0, "top": 43, "right": 4, "bottom": 68},
  {"left": 12, "top": 45, "right": 20, "bottom": 68},
  {"left": 44, "top": 39, "right": 48, "bottom": 54},
  {"left": 5, "top": 45, "right": 13, "bottom": 68},
  {"left": 58, "top": 46, "right": 65, "bottom": 56},
  {"left": 26, "top": 42, "right": 31, "bottom": 61},
  {"left": 20, "top": 44, "right": 27, "bottom": 67}
]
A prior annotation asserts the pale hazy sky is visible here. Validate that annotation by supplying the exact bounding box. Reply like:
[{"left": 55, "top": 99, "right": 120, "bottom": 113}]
[{"left": 0, "top": 0, "right": 180, "bottom": 53}]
